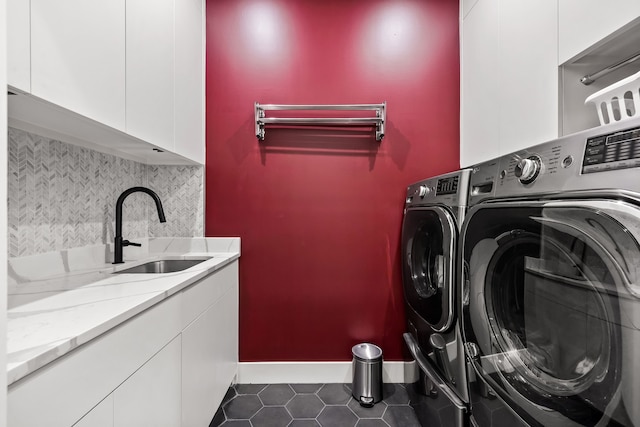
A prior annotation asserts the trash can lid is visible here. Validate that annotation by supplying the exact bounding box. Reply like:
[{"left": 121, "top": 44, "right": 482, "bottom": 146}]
[{"left": 352, "top": 343, "right": 383, "bottom": 361}]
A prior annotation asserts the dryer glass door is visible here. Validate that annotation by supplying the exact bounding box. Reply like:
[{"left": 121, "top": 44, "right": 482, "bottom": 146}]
[
  {"left": 402, "top": 206, "right": 457, "bottom": 332},
  {"left": 461, "top": 199, "right": 640, "bottom": 427}
]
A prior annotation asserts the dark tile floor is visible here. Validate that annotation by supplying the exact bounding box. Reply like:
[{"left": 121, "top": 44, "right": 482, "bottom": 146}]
[{"left": 209, "top": 383, "right": 422, "bottom": 427}]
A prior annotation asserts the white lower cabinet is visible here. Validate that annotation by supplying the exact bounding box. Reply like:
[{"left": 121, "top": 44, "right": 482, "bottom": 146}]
[
  {"left": 182, "top": 282, "right": 239, "bottom": 427},
  {"left": 8, "top": 295, "right": 182, "bottom": 427},
  {"left": 114, "top": 336, "right": 182, "bottom": 427},
  {"left": 73, "top": 336, "right": 182, "bottom": 427},
  {"left": 73, "top": 396, "right": 114, "bottom": 427},
  {"left": 8, "top": 260, "right": 239, "bottom": 427}
]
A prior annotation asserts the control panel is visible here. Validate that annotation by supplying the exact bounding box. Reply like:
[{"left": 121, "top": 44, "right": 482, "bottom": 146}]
[
  {"left": 582, "top": 126, "right": 640, "bottom": 174},
  {"left": 436, "top": 176, "right": 459, "bottom": 195},
  {"left": 406, "top": 170, "right": 470, "bottom": 207},
  {"left": 467, "top": 118, "right": 640, "bottom": 205}
]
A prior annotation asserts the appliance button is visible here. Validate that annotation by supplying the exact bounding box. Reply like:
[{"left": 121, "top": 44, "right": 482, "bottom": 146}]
[
  {"left": 584, "top": 154, "right": 604, "bottom": 165},
  {"left": 586, "top": 146, "right": 604, "bottom": 156},
  {"left": 562, "top": 155, "right": 573, "bottom": 168}
]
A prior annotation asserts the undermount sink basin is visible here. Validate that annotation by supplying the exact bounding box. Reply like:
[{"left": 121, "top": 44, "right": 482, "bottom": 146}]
[{"left": 113, "top": 258, "right": 211, "bottom": 274}]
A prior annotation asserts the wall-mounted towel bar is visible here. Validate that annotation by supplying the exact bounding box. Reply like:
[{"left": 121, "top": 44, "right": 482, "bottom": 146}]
[
  {"left": 255, "top": 102, "right": 386, "bottom": 141},
  {"left": 581, "top": 50, "right": 640, "bottom": 85}
]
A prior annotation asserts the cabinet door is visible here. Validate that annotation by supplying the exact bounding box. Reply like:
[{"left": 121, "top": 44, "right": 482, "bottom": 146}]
[
  {"left": 73, "top": 396, "right": 114, "bottom": 427},
  {"left": 113, "top": 336, "right": 181, "bottom": 427},
  {"left": 7, "top": 0, "right": 30, "bottom": 92},
  {"left": 461, "top": 0, "right": 479, "bottom": 19},
  {"left": 30, "top": 0, "right": 126, "bottom": 131},
  {"left": 175, "top": 0, "right": 205, "bottom": 164},
  {"left": 215, "top": 283, "right": 239, "bottom": 396},
  {"left": 461, "top": 0, "right": 501, "bottom": 167},
  {"left": 7, "top": 295, "right": 181, "bottom": 427},
  {"left": 498, "top": 0, "right": 558, "bottom": 153},
  {"left": 126, "top": 0, "right": 175, "bottom": 152},
  {"left": 559, "top": 0, "right": 640, "bottom": 64},
  {"left": 461, "top": 0, "right": 558, "bottom": 167},
  {"left": 182, "top": 284, "right": 239, "bottom": 427}
]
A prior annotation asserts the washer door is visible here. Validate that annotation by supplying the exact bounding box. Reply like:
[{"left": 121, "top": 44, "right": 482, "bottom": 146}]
[
  {"left": 461, "top": 199, "right": 640, "bottom": 427},
  {"left": 402, "top": 206, "right": 457, "bottom": 332}
]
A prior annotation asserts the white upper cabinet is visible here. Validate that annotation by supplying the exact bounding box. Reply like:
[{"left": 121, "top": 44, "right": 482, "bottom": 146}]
[
  {"left": 7, "top": 0, "right": 30, "bottom": 92},
  {"left": 559, "top": 0, "right": 640, "bottom": 65},
  {"left": 461, "top": 0, "right": 558, "bottom": 167},
  {"left": 175, "top": 0, "right": 205, "bottom": 164},
  {"left": 461, "top": 0, "right": 479, "bottom": 19},
  {"left": 461, "top": 0, "right": 501, "bottom": 167},
  {"left": 126, "top": 0, "right": 175, "bottom": 153},
  {"left": 498, "top": 1, "right": 558, "bottom": 153},
  {"left": 7, "top": 0, "right": 205, "bottom": 165},
  {"left": 30, "top": 0, "right": 126, "bottom": 132}
]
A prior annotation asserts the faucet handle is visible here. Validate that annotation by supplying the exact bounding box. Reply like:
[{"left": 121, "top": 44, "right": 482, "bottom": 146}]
[{"left": 122, "top": 240, "right": 142, "bottom": 247}]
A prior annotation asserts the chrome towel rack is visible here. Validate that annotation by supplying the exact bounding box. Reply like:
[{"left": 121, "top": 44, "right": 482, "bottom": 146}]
[{"left": 255, "top": 102, "right": 386, "bottom": 141}]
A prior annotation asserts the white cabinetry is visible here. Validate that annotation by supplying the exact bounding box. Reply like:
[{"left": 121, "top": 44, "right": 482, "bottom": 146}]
[
  {"left": 175, "top": 0, "right": 205, "bottom": 164},
  {"left": 7, "top": 294, "right": 181, "bottom": 427},
  {"left": 114, "top": 337, "right": 182, "bottom": 427},
  {"left": 7, "top": 0, "right": 30, "bottom": 92},
  {"left": 460, "top": 0, "right": 500, "bottom": 167},
  {"left": 8, "top": 261, "right": 239, "bottom": 427},
  {"left": 6, "top": 0, "right": 205, "bottom": 165},
  {"left": 461, "top": 0, "right": 479, "bottom": 18},
  {"left": 74, "top": 338, "right": 182, "bottom": 427},
  {"left": 30, "top": 0, "right": 126, "bottom": 132},
  {"left": 182, "top": 262, "right": 239, "bottom": 427},
  {"left": 126, "top": 0, "right": 175, "bottom": 152},
  {"left": 73, "top": 396, "right": 113, "bottom": 427},
  {"left": 460, "top": 0, "right": 558, "bottom": 167},
  {"left": 559, "top": 0, "right": 640, "bottom": 65}
]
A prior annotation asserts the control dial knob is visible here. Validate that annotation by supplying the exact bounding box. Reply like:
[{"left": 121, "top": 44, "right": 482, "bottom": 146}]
[
  {"left": 416, "top": 185, "right": 430, "bottom": 198},
  {"left": 514, "top": 155, "right": 541, "bottom": 184}
]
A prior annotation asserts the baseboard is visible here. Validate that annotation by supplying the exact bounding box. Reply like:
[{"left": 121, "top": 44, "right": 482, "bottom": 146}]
[{"left": 236, "top": 361, "right": 418, "bottom": 384}]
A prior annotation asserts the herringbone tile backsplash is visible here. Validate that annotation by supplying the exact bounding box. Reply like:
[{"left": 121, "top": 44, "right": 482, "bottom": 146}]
[{"left": 8, "top": 127, "right": 204, "bottom": 258}]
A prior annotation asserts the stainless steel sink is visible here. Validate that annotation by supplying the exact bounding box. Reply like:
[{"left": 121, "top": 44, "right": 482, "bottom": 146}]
[{"left": 113, "top": 258, "right": 211, "bottom": 274}]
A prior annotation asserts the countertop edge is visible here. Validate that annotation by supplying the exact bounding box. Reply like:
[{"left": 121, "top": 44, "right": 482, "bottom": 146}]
[{"left": 7, "top": 252, "right": 240, "bottom": 386}]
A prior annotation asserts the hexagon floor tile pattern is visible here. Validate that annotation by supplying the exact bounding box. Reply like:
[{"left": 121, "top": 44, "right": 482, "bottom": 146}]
[{"left": 210, "top": 383, "right": 421, "bottom": 427}]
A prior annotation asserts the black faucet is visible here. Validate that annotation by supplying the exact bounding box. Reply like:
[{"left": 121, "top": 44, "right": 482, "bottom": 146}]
[{"left": 113, "top": 186, "right": 166, "bottom": 264}]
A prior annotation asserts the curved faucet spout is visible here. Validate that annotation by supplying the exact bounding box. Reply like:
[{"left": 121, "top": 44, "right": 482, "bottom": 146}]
[{"left": 113, "top": 186, "right": 166, "bottom": 264}]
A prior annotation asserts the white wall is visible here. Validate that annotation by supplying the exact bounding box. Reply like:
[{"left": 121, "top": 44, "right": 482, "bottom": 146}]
[{"left": 1, "top": 0, "right": 10, "bottom": 422}]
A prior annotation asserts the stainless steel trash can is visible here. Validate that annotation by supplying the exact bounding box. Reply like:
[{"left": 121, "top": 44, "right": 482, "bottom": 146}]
[{"left": 352, "top": 343, "right": 383, "bottom": 407}]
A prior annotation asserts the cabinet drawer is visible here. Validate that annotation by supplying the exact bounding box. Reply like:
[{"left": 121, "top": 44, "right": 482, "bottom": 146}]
[
  {"left": 8, "top": 295, "right": 181, "bottom": 427},
  {"left": 181, "top": 261, "right": 238, "bottom": 329}
]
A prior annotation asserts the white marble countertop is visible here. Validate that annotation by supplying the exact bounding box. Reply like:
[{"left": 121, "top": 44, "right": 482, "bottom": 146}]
[{"left": 7, "top": 237, "right": 240, "bottom": 386}]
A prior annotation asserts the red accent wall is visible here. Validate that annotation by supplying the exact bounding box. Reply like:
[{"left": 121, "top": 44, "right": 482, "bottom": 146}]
[{"left": 206, "top": 0, "right": 460, "bottom": 362}]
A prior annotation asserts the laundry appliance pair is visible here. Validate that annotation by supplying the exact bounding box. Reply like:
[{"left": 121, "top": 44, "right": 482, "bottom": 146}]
[{"left": 402, "top": 117, "right": 640, "bottom": 427}]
